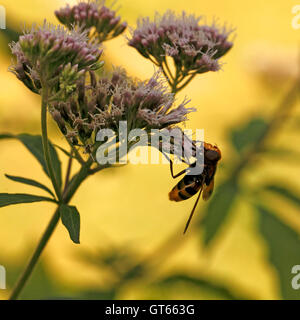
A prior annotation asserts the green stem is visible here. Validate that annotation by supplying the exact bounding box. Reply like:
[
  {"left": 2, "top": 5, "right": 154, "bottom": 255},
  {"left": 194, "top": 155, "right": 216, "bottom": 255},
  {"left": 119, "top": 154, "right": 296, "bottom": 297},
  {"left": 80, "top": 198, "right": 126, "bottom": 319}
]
[
  {"left": 160, "top": 65, "right": 173, "bottom": 88},
  {"left": 175, "top": 73, "right": 196, "bottom": 93},
  {"left": 9, "top": 159, "right": 96, "bottom": 300},
  {"left": 163, "top": 60, "right": 174, "bottom": 81},
  {"left": 62, "top": 162, "right": 91, "bottom": 203},
  {"left": 63, "top": 152, "right": 73, "bottom": 192},
  {"left": 66, "top": 138, "right": 85, "bottom": 166},
  {"left": 171, "top": 67, "right": 179, "bottom": 94},
  {"left": 9, "top": 208, "right": 60, "bottom": 300},
  {"left": 41, "top": 87, "right": 62, "bottom": 201}
]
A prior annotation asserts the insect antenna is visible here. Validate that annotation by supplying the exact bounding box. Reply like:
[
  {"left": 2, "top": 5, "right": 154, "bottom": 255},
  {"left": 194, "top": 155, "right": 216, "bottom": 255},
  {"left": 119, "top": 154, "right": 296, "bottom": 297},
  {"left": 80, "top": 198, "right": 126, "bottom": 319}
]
[{"left": 183, "top": 187, "right": 203, "bottom": 234}]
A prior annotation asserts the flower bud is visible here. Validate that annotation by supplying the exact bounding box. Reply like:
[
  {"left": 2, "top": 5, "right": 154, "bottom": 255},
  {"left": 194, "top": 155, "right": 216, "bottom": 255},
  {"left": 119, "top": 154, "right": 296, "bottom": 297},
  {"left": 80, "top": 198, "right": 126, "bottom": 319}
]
[
  {"left": 52, "top": 110, "right": 67, "bottom": 134},
  {"left": 55, "top": 1, "right": 127, "bottom": 43}
]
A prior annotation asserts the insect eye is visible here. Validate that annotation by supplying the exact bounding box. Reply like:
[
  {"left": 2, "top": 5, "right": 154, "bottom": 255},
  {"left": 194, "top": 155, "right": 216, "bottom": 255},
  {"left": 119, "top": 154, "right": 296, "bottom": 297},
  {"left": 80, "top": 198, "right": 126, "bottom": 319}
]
[{"left": 206, "top": 150, "right": 220, "bottom": 161}]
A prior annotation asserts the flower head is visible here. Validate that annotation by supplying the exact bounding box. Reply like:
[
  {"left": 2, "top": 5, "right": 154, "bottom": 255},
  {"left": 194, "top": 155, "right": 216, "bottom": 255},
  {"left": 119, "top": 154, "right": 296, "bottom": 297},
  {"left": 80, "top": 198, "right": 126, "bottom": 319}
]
[
  {"left": 129, "top": 11, "right": 233, "bottom": 77},
  {"left": 55, "top": 1, "right": 127, "bottom": 43},
  {"left": 49, "top": 68, "right": 195, "bottom": 159},
  {"left": 9, "top": 21, "right": 103, "bottom": 94}
]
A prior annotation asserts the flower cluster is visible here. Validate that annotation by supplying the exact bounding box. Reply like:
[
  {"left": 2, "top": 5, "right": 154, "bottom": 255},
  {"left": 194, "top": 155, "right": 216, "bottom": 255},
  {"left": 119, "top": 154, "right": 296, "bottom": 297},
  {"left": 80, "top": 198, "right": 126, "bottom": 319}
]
[
  {"left": 55, "top": 1, "right": 127, "bottom": 43},
  {"left": 128, "top": 11, "right": 233, "bottom": 83},
  {"left": 8, "top": 6, "right": 231, "bottom": 164},
  {"left": 9, "top": 21, "right": 103, "bottom": 95},
  {"left": 49, "top": 68, "right": 195, "bottom": 153}
]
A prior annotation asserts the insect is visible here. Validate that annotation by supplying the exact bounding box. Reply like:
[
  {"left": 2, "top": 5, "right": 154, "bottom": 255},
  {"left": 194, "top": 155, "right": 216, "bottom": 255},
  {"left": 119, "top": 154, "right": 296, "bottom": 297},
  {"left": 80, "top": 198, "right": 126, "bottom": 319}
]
[{"left": 168, "top": 143, "right": 221, "bottom": 234}]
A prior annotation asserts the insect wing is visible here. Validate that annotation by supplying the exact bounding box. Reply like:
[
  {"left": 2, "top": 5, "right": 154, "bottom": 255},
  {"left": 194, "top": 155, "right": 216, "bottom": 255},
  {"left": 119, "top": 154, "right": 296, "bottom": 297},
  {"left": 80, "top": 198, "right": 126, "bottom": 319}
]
[{"left": 202, "top": 178, "right": 215, "bottom": 201}]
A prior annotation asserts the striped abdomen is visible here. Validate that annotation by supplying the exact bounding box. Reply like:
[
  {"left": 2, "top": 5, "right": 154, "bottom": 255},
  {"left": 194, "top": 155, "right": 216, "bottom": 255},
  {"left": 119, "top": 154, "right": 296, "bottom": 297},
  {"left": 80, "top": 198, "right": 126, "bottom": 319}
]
[{"left": 169, "top": 175, "right": 203, "bottom": 202}]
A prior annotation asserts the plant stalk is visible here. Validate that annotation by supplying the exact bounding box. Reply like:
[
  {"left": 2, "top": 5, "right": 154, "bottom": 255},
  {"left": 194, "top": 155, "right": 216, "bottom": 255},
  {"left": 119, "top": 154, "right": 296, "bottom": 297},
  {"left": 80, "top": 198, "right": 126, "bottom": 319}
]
[
  {"left": 9, "top": 208, "right": 60, "bottom": 300},
  {"left": 9, "top": 162, "right": 92, "bottom": 300},
  {"left": 41, "top": 87, "right": 62, "bottom": 201}
]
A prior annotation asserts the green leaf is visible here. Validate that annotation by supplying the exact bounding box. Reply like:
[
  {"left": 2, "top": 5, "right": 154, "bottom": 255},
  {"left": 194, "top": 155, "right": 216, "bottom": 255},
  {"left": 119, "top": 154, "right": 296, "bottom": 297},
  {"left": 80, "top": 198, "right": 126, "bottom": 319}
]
[
  {"left": 60, "top": 204, "right": 80, "bottom": 244},
  {"left": 17, "top": 134, "right": 62, "bottom": 187},
  {"left": 201, "top": 180, "right": 238, "bottom": 247},
  {"left": 230, "top": 117, "right": 268, "bottom": 153},
  {"left": 5, "top": 174, "right": 55, "bottom": 198},
  {"left": 263, "top": 184, "right": 300, "bottom": 208},
  {"left": 0, "top": 133, "right": 62, "bottom": 187},
  {"left": 0, "top": 133, "right": 14, "bottom": 139},
  {"left": 156, "top": 274, "right": 250, "bottom": 300},
  {"left": 256, "top": 204, "right": 300, "bottom": 299},
  {"left": 0, "top": 193, "right": 55, "bottom": 208}
]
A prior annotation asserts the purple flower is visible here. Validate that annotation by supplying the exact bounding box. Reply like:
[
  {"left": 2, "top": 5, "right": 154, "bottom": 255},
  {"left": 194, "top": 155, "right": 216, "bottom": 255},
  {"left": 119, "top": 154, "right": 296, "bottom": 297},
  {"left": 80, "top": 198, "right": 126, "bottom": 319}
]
[
  {"left": 128, "top": 11, "right": 234, "bottom": 91},
  {"left": 9, "top": 21, "right": 103, "bottom": 94},
  {"left": 55, "top": 1, "right": 127, "bottom": 43},
  {"left": 49, "top": 68, "right": 196, "bottom": 155},
  {"left": 91, "top": 69, "right": 195, "bottom": 131}
]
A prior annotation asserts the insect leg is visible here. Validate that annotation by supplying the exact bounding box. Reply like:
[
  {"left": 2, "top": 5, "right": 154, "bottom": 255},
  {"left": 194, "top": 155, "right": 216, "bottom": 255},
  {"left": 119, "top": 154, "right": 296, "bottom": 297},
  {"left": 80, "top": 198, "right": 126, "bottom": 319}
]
[
  {"left": 170, "top": 159, "right": 187, "bottom": 179},
  {"left": 183, "top": 187, "right": 203, "bottom": 234},
  {"left": 162, "top": 152, "right": 187, "bottom": 179}
]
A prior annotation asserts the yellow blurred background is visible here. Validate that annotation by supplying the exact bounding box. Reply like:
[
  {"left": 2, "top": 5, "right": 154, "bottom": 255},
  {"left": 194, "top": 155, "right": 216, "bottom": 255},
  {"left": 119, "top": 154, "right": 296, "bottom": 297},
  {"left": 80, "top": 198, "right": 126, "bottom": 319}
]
[{"left": 0, "top": 0, "right": 299, "bottom": 299}]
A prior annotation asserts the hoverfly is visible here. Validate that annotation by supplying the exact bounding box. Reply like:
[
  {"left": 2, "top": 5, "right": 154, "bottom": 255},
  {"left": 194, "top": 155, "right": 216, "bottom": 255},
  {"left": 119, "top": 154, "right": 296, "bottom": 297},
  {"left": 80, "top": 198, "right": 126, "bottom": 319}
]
[{"left": 168, "top": 142, "right": 221, "bottom": 234}]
